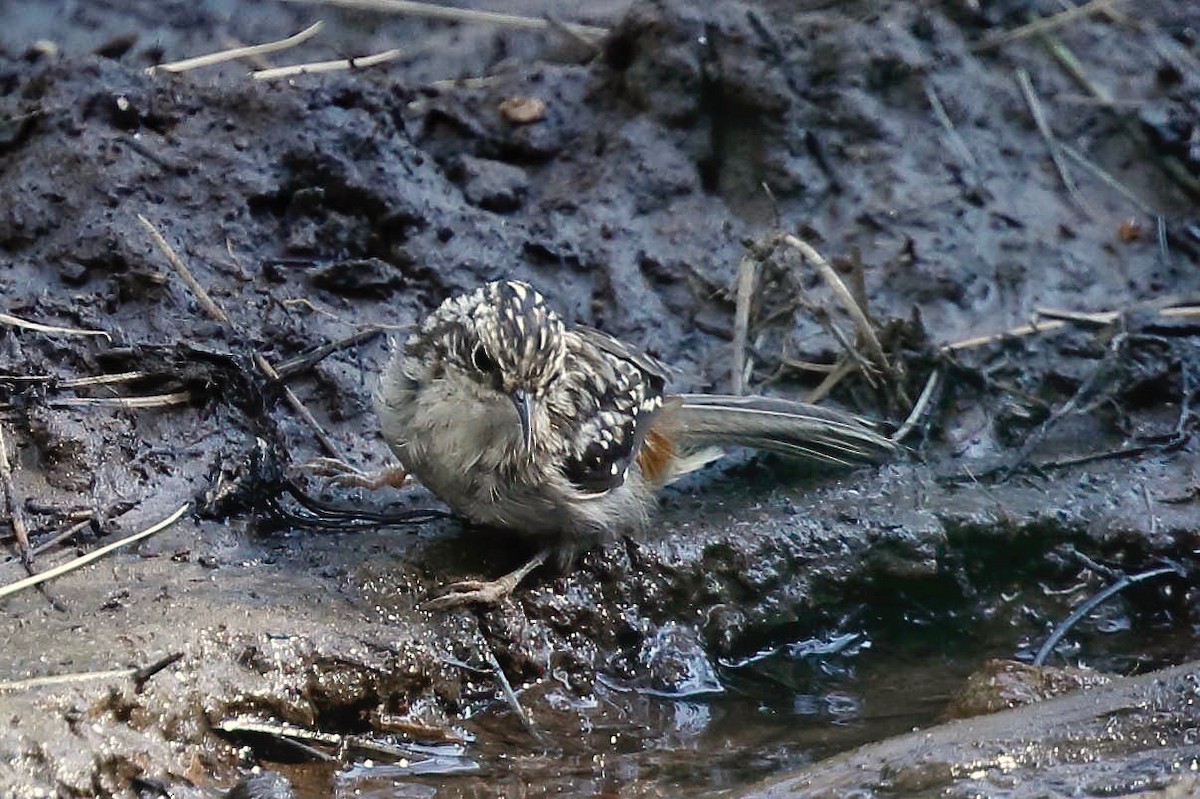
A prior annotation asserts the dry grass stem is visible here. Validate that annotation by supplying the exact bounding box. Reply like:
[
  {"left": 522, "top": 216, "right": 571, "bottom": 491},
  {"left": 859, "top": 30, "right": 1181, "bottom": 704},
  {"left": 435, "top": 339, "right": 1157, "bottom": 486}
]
[
  {"left": 146, "top": 21, "right": 324, "bottom": 74},
  {"left": 426, "top": 75, "right": 503, "bottom": 91},
  {"left": 280, "top": 0, "right": 609, "bottom": 41},
  {"left": 0, "top": 423, "right": 31, "bottom": 567},
  {"left": 49, "top": 392, "right": 193, "bottom": 409},
  {"left": 1015, "top": 68, "right": 1087, "bottom": 212},
  {"left": 0, "top": 668, "right": 137, "bottom": 693},
  {"left": 803, "top": 360, "right": 855, "bottom": 405},
  {"left": 216, "top": 717, "right": 420, "bottom": 759},
  {"left": 781, "top": 234, "right": 889, "bottom": 378},
  {"left": 892, "top": 369, "right": 941, "bottom": 443},
  {"left": 137, "top": 214, "right": 231, "bottom": 325},
  {"left": 942, "top": 319, "right": 1068, "bottom": 352},
  {"left": 134, "top": 214, "right": 342, "bottom": 458},
  {"left": 0, "top": 502, "right": 191, "bottom": 601},
  {"left": 972, "top": 0, "right": 1127, "bottom": 52},
  {"left": 252, "top": 354, "right": 343, "bottom": 458},
  {"left": 30, "top": 518, "right": 93, "bottom": 558},
  {"left": 731, "top": 253, "right": 758, "bottom": 396},
  {"left": 781, "top": 358, "right": 841, "bottom": 374},
  {"left": 923, "top": 80, "right": 978, "bottom": 176},
  {"left": 0, "top": 311, "right": 110, "bottom": 341},
  {"left": 251, "top": 48, "right": 404, "bottom": 80},
  {"left": 5, "top": 371, "right": 150, "bottom": 388},
  {"left": 943, "top": 301, "right": 1200, "bottom": 352},
  {"left": 1057, "top": 143, "right": 1155, "bottom": 214}
]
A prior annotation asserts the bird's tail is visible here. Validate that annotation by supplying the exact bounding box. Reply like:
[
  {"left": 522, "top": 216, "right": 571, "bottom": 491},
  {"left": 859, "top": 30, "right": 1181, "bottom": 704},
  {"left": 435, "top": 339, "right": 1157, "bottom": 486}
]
[{"left": 667, "top": 394, "right": 896, "bottom": 470}]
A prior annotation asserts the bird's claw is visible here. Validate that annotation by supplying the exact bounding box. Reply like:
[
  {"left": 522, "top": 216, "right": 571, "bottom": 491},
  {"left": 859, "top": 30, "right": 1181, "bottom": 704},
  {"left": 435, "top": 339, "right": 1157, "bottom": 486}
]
[
  {"left": 302, "top": 458, "right": 410, "bottom": 490},
  {"left": 423, "top": 578, "right": 517, "bottom": 610}
]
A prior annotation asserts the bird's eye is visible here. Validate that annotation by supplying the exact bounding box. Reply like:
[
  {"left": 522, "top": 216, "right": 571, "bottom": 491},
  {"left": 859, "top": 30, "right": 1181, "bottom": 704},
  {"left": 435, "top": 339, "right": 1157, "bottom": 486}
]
[{"left": 471, "top": 344, "right": 497, "bottom": 374}]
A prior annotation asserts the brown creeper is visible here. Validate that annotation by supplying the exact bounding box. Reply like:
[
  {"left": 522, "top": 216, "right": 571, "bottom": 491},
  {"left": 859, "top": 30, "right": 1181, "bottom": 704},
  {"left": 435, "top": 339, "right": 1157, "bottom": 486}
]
[{"left": 374, "top": 280, "right": 895, "bottom": 607}]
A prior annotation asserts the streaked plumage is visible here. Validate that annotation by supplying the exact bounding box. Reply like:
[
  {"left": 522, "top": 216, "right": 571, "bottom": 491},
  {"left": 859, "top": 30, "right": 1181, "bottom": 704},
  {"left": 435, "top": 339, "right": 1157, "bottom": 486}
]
[{"left": 377, "top": 280, "right": 895, "bottom": 568}]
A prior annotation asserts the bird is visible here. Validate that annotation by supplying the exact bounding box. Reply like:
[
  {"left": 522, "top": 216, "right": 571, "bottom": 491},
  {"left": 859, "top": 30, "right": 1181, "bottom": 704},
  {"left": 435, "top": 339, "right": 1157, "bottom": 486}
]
[{"left": 331, "top": 279, "right": 896, "bottom": 608}]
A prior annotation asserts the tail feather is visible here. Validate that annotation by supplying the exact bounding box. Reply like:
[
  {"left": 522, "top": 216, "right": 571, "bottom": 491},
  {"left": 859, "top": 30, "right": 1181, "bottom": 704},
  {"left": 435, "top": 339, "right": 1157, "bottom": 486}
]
[{"left": 670, "top": 394, "right": 896, "bottom": 468}]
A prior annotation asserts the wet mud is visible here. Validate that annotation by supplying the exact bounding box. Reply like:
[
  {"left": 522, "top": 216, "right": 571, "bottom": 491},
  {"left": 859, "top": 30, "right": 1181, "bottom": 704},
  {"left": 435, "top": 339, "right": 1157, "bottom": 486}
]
[{"left": 1, "top": 0, "right": 1199, "bottom": 796}]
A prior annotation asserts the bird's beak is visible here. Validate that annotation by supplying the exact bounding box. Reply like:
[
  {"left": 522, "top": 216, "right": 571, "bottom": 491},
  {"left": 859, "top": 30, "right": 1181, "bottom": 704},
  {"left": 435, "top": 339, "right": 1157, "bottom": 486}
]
[{"left": 510, "top": 389, "right": 536, "bottom": 449}]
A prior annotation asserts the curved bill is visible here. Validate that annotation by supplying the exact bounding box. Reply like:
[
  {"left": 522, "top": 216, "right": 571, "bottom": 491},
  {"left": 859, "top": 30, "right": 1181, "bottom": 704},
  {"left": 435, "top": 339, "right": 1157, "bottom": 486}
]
[{"left": 510, "top": 389, "right": 535, "bottom": 449}]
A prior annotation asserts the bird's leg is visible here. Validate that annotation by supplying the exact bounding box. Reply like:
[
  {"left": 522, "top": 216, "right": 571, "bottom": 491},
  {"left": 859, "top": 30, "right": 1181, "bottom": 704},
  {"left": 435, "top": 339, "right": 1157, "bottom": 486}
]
[
  {"left": 423, "top": 548, "right": 551, "bottom": 610},
  {"left": 303, "top": 458, "right": 411, "bottom": 491}
]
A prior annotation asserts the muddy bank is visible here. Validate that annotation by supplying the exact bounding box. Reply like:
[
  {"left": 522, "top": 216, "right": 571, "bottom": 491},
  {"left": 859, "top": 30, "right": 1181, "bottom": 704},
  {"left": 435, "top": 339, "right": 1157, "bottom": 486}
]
[{"left": 1, "top": 0, "right": 1198, "bottom": 796}]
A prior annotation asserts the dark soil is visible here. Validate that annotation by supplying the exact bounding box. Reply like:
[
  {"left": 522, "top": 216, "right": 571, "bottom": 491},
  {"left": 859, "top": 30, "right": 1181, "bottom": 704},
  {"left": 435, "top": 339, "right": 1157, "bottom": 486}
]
[{"left": 1, "top": 1, "right": 1199, "bottom": 797}]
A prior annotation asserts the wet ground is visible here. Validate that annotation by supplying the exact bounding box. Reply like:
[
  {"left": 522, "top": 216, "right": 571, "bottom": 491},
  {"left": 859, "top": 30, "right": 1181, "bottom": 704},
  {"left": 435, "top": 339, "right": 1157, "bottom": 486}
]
[{"left": 1, "top": 0, "right": 1199, "bottom": 796}]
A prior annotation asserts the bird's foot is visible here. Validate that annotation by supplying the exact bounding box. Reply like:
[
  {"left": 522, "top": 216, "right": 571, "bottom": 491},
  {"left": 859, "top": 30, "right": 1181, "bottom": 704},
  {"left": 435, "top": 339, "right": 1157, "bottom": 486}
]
[
  {"left": 424, "top": 549, "right": 550, "bottom": 610},
  {"left": 303, "top": 458, "right": 410, "bottom": 491}
]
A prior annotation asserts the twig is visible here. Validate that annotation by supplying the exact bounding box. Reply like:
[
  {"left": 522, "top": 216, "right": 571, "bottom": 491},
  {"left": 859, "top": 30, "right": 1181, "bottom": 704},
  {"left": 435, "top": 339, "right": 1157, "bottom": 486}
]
[
  {"left": 132, "top": 652, "right": 184, "bottom": 689},
  {"left": 0, "top": 372, "right": 148, "bottom": 387},
  {"left": 804, "top": 360, "right": 855, "bottom": 404},
  {"left": 48, "top": 392, "right": 193, "bottom": 409},
  {"left": 1015, "top": 68, "right": 1087, "bottom": 212},
  {"left": 58, "top": 372, "right": 149, "bottom": 389},
  {"left": 0, "top": 502, "right": 191, "bottom": 601},
  {"left": 923, "top": 80, "right": 978, "bottom": 178},
  {"left": 0, "top": 424, "right": 31, "bottom": 569},
  {"left": 0, "top": 668, "right": 135, "bottom": 693},
  {"left": 279, "top": 0, "right": 609, "bottom": 41},
  {"left": 0, "top": 311, "right": 110, "bottom": 341},
  {"left": 780, "top": 235, "right": 891, "bottom": 384},
  {"left": 273, "top": 327, "right": 385, "bottom": 380},
  {"left": 892, "top": 369, "right": 940, "bottom": 443},
  {"left": 780, "top": 357, "right": 840, "bottom": 374},
  {"left": 136, "top": 214, "right": 230, "bottom": 325},
  {"left": 998, "top": 334, "right": 1127, "bottom": 481},
  {"left": 146, "top": 21, "right": 324, "bottom": 74},
  {"left": 1041, "top": 31, "right": 1113, "bottom": 101},
  {"left": 1034, "top": 307, "right": 1119, "bottom": 327},
  {"left": 731, "top": 253, "right": 758, "bottom": 396},
  {"left": 1033, "top": 564, "right": 1182, "bottom": 665},
  {"left": 1058, "top": 142, "right": 1156, "bottom": 215},
  {"left": 215, "top": 717, "right": 423, "bottom": 760},
  {"left": 253, "top": 354, "right": 342, "bottom": 459},
  {"left": 942, "top": 319, "right": 1068, "bottom": 352},
  {"left": 971, "top": 0, "right": 1127, "bottom": 52},
  {"left": 0, "top": 651, "right": 182, "bottom": 693},
  {"left": 133, "top": 213, "right": 342, "bottom": 458},
  {"left": 480, "top": 634, "right": 544, "bottom": 745},
  {"left": 426, "top": 75, "right": 503, "bottom": 91},
  {"left": 30, "top": 518, "right": 92, "bottom": 558},
  {"left": 251, "top": 48, "right": 404, "bottom": 80}
]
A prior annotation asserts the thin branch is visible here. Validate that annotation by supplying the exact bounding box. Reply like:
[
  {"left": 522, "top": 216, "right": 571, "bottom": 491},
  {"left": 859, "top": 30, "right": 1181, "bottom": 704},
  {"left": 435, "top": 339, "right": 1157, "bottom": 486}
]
[
  {"left": 803, "top": 359, "right": 855, "bottom": 404},
  {"left": 1034, "top": 564, "right": 1182, "bottom": 665},
  {"left": 1058, "top": 142, "right": 1156, "bottom": 214},
  {"left": 279, "top": 0, "right": 609, "bottom": 41},
  {"left": 942, "top": 319, "right": 1068, "bottom": 352},
  {"left": 892, "top": 369, "right": 940, "bottom": 443},
  {"left": 146, "top": 21, "right": 324, "bottom": 74},
  {"left": 0, "top": 502, "right": 192, "bottom": 601},
  {"left": 48, "top": 392, "right": 193, "bottom": 409},
  {"left": 923, "top": 80, "right": 978, "bottom": 177},
  {"left": 731, "top": 253, "right": 758, "bottom": 396},
  {"left": 0, "top": 423, "right": 31, "bottom": 568},
  {"left": 132, "top": 213, "right": 342, "bottom": 458},
  {"left": 0, "top": 311, "right": 110, "bottom": 341},
  {"left": 971, "top": 0, "right": 1128, "bottom": 52},
  {"left": 1015, "top": 68, "right": 1087, "bottom": 212},
  {"left": 0, "top": 668, "right": 135, "bottom": 693},
  {"left": 136, "top": 214, "right": 230, "bottom": 325},
  {"left": 780, "top": 235, "right": 890, "bottom": 380},
  {"left": 251, "top": 48, "right": 404, "bottom": 80}
]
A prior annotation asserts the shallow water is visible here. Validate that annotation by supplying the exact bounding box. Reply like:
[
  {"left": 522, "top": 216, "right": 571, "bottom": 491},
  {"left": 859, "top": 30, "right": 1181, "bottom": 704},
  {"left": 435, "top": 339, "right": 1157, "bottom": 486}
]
[{"left": 274, "top": 600, "right": 1196, "bottom": 797}]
